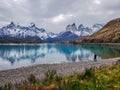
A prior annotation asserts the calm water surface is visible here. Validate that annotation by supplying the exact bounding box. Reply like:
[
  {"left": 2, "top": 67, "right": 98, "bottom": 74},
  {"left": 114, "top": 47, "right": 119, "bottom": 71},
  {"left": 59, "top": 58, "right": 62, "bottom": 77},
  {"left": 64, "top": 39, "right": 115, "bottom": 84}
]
[{"left": 0, "top": 43, "right": 120, "bottom": 71}]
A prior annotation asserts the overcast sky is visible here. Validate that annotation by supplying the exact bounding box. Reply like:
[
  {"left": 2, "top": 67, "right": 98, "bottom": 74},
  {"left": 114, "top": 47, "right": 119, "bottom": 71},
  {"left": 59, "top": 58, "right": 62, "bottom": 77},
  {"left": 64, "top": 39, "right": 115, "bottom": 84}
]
[{"left": 0, "top": 0, "right": 120, "bottom": 32}]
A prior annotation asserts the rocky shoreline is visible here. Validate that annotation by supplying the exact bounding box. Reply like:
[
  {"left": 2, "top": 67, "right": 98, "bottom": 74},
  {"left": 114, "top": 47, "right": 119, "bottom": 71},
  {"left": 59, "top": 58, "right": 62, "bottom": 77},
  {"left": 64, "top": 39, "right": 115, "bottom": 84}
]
[{"left": 0, "top": 57, "right": 120, "bottom": 86}]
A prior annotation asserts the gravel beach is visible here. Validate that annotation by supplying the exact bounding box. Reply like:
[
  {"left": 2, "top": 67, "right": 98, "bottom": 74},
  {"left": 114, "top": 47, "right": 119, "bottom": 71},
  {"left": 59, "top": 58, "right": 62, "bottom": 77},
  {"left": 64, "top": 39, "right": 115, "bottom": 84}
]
[{"left": 0, "top": 57, "right": 120, "bottom": 86}]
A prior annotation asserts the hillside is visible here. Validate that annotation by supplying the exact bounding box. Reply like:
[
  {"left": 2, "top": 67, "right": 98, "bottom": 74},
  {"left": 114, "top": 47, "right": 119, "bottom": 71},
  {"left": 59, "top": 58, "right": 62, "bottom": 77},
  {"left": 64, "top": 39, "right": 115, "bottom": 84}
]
[{"left": 73, "top": 18, "right": 120, "bottom": 43}]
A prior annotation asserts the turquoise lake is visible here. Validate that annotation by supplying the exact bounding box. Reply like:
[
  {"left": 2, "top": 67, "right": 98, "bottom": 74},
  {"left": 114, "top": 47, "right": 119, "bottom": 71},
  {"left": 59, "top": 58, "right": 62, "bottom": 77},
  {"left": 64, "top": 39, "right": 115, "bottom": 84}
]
[{"left": 0, "top": 44, "right": 120, "bottom": 71}]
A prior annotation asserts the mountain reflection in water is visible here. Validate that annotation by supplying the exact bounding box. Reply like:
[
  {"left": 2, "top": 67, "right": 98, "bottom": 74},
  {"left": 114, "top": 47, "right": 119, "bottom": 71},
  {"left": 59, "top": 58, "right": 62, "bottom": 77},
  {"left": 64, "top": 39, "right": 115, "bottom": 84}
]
[{"left": 0, "top": 44, "right": 120, "bottom": 70}]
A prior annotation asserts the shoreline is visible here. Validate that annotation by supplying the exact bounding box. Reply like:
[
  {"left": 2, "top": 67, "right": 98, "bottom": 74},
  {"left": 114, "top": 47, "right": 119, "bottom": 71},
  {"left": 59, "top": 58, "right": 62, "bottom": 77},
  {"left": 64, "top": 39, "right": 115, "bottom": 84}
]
[
  {"left": 0, "top": 57, "right": 120, "bottom": 86},
  {"left": 76, "top": 43, "right": 120, "bottom": 45}
]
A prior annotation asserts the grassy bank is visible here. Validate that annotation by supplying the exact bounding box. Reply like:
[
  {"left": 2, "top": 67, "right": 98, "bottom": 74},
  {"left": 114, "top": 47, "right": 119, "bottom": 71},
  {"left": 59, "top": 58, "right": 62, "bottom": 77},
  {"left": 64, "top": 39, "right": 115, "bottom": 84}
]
[{"left": 0, "top": 60, "right": 120, "bottom": 90}]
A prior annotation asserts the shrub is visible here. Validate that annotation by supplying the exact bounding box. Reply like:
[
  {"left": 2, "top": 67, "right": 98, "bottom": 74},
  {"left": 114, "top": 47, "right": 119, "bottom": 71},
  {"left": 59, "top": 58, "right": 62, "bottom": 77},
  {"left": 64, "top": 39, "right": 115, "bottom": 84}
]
[
  {"left": 27, "top": 73, "right": 36, "bottom": 84},
  {"left": 82, "top": 68, "right": 95, "bottom": 80},
  {"left": 42, "top": 69, "right": 59, "bottom": 85},
  {"left": 44, "top": 69, "right": 57, "bottom": 80}
]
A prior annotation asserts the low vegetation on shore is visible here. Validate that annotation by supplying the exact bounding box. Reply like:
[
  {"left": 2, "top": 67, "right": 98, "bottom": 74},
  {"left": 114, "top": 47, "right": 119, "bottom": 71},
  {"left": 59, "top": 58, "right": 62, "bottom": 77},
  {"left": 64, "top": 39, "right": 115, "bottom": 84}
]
[{"left": 0, "top": 60, "right": 120, "bottom": 90}]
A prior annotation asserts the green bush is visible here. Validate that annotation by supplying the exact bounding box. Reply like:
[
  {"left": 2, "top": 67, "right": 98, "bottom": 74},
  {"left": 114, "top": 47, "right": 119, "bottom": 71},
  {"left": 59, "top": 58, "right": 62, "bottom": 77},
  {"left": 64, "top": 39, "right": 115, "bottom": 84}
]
[
  {"left": 0, "top": 83, "right": 11, "bottom": 90},
  {"left": 42, "top": 69, "right": 62, "bottom": 85},
  {"left": 27, "top": 73, "right": 37, "bottom": 84}
]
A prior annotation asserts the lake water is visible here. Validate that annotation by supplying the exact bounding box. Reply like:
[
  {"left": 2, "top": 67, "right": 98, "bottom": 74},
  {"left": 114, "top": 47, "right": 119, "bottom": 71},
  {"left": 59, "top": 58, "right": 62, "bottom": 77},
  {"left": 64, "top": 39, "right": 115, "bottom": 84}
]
[{"left": 0, "top": 43, "right": 120, "bottom": 71}]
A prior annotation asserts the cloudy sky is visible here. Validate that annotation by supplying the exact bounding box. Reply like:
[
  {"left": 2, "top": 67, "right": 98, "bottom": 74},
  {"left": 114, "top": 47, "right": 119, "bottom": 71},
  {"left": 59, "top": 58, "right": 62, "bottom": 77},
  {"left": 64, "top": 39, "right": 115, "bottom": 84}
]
[{"left": 0, "top": 0, "right": 120, "bottom": 32}]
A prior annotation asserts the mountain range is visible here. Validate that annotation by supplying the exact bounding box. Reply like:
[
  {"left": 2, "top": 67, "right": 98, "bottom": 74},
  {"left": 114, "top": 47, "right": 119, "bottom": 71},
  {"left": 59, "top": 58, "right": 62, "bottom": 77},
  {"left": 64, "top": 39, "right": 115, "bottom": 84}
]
[
  {"left": 72, "top": 18, "right": 120, "bottom": 43},
  {"left": 0, "top": 22, "right": 103, "bottom": 43}
]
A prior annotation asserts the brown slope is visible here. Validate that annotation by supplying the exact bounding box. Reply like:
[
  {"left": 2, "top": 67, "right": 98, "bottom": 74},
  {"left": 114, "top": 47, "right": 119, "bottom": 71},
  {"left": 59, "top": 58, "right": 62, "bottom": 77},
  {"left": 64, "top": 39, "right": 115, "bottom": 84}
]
[{"left": 73, "top": 18, "right": 120, "bottom": 43}]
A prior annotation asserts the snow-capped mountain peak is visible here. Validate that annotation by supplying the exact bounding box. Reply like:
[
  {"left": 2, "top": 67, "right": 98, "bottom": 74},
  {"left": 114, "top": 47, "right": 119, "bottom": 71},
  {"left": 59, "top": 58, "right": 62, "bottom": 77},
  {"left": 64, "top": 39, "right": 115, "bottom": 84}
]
[
  {"left": 78, "top": 24, "right": 84, "bottom": 30},
  {"left": 66, "top": 23, "right": 77, "bottom": 32},
  {"left": 10, "top": 21, "right": 15, "bottom": 26},
  {"left": 7, "top": 21, "right": 16, "bottom": 28},
  {"left": 72, "top": 23, "right": 76, "bottom": 26},
  {"left": 65, "top": 23, "right": 103, "bottom": 37},
  {"left": 77, "top": 24, "right": 92, "bottom": 36},
  {"left": 29, "top": 22, "right": 36, "bottom": 28},
  {"left": 0, "top": 21, "right": 104, "bottom": 42}
]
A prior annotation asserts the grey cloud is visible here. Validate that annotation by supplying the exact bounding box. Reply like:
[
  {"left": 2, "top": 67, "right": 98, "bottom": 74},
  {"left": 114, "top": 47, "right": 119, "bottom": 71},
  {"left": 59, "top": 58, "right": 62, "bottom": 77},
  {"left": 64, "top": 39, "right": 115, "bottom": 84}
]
[{"left": 0, "top": 0, "right": 120, "bottom": 32}]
